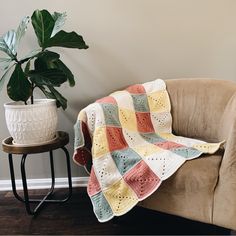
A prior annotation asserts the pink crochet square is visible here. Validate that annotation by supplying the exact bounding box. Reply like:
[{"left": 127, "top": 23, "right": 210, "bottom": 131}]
[
  {"left": 126, "top": 84, "right": 146, "bottom": 94},
  {"left": 135, "top": 112, "right": 155, "bottom": 133},
  {"left": 155, "top": 141, "right": 184, "bottom": 150},
  {"left": 124, "top": 160, "right": 161, "bottom": 200},
  {"left": 96, "top": 96, "right": 117, "bottom": 105},
  {"left": 106, "top": 127, "right": 128, "bottom": 152},
  {"left": 87, "top": 167, "right": 101, "bottom": 197}
]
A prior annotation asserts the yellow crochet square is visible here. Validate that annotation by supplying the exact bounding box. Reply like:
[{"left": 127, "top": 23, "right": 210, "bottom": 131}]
[
  {"left": 104, "top": 179, "right": 138, "bottom": 216},
  {"left": 92, "top": 126, "right": 110, "bottom": 158},
  {"left": 147, "top": 90, "right": 170, "bottom": 113},
  {"left": 118, "top": 108, "right": 137, "bottom": 131},
  {"left": 193, "top": 141, "right": 225, "bottom": 154},
  {"left": 133, "top": 144, "right": 162, "bottom": 157},
  {"left": 158, "top": 133, "right": 176, "bottom": 140}
]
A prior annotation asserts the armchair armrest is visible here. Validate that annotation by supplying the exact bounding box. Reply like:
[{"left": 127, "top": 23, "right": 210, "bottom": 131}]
[
  {"left": 214, "top": 92, "right": 236, "bottom": 230},
  {"left": 218, "top": 92, "right": 236, "bottom": 175}
]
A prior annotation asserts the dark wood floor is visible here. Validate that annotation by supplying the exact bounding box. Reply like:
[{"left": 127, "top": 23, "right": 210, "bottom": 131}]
[{"left": 0, "top": 187, "right": 231, "bottom": 235}]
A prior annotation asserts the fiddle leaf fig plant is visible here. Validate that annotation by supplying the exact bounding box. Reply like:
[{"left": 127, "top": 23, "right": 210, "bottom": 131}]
[{"left": 0, "top": 9, "right": 88, "bottom": 109}]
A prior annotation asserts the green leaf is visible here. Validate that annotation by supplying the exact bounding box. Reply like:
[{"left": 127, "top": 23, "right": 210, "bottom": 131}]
[
  {"left": 0, "top": 30, "right": 17, "bottom": 58},
  {"left": 0, "top": 57, "right": 12, "bottom": 71},
  {"left": 38, "top": 85, "right": 67, "bottom": 109},
  {"left": 28, "top": 68, "right": 67, "bottom": 87},
  {"left": 0, "top": 16, "right": 29, "bottom": 58},
  {"left": 38, "top": 85, "right": 55, "bottom": 98},
  {"left": 51, "top": 12, "right": 67, "bottom": 37},
  {"left": 34, "top": 50, "right": 60, "bottom": 71},
  {"left": 53, "top": 59, "right": 75, "bottom": 86},
  {"left": 15, "top": 16, "right": 30, "bottom": 50},
  {"left": 44, "top": 30, "right": 89, "bottom": 49},
  {"left": 0, "top": 64, "right": 15, "bottom": 91},
  {"left": 48, "top": 86, "right": 67, "bottom": 109},
  {"left": 38, "top": 50, "right": 60, "bottom": 63},
  {"left": 24, "top": 60, "right": 31, "bottom": 75},
  {"left": 7, "top": 64, "right": 31, "bottom": 101},
  {"left": 34, "top": 50, "right": 60, "bottom": 70},
  {"left": 34, "top": 57, "right": 48, "bottom": 71},
  {"left": 31, "top": 9, "right": 55, "bottom": 48}
]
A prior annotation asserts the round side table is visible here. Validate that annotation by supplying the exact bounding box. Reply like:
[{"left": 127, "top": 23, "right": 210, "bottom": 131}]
[{"left": 2, "top": 131, "right": 72, "bottom": 215}]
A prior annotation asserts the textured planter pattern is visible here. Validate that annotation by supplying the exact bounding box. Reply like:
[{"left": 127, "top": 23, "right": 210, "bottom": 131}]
[{"left": 4, "top": 99, "right": 58, "bottom": 145}]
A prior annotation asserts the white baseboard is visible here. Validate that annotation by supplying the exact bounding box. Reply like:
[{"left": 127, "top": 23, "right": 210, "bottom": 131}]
[{"left": 0, "top": 176, "right": 89, "bottom": 191}]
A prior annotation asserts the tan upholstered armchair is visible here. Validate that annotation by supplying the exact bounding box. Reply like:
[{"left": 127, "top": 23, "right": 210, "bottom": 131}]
[{"left": 140, "top": 78, "right": 236, "bottom": 230}]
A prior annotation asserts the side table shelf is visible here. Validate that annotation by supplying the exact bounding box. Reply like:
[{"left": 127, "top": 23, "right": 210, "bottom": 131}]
[{"left": 1, "top": 131, "right": 72, "bottom": 215}]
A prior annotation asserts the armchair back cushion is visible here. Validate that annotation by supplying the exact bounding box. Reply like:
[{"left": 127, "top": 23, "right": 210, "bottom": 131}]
[{"left": 166, "top": 78, "right": 236, "bottom": 142}]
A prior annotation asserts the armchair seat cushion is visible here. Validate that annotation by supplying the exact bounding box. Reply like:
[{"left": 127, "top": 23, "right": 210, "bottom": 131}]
[
  {"left": 140, "top": 146, "right": 223, "bottom": 224},
  {"left": 160, "top": 151, "right": 223, "bottom": 193}
]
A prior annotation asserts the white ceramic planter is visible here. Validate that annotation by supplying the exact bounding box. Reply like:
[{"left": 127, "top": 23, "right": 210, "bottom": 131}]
[{"left": 4, "top": 99, "right": 58, "bottom": 146}]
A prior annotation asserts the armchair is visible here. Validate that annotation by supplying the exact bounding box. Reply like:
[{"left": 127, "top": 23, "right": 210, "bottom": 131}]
[{"left": 139, "top": 78, "right": 236, "bottom": 230}]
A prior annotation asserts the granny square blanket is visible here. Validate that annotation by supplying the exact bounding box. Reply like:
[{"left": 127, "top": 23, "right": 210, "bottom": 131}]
[{"left": 73, "top": 79, "right": 223, "bottom": 222}]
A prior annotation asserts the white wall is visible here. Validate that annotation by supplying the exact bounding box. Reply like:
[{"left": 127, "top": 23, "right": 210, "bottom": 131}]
[{"left": 1, "top": 0, "right": 236, "bottom": 180}]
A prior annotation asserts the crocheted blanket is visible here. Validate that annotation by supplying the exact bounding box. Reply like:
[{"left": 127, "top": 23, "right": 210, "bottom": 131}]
[{"left": 73, "top": 79, "right": 223, "bottom": 222}]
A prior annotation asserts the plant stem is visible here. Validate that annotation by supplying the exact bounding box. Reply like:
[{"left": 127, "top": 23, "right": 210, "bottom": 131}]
[
  {"left": 13, "top": 54, "right": 19, "bottom": 63},
  {"left": 30, "top": 93, "right": 34, "bottom": 104},
  {"left": 30, "top": 83, "right": 35, "bottom": 104}
]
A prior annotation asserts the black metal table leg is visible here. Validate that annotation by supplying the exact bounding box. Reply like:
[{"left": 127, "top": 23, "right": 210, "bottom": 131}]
[
  {"left": 8, "top": 154, "right": 24, "bottom": 202},
  {"left": 7, "top": 146, "right": 73, "bottom": 216},
  {"left": 21, "top": 154, "right": 35, "bottom": 215},
  {"left": 45, "top": 150, "right": 56, "bottom": 200},
  {"left": 61, "top": 147, "right": 73, "bottom": 202}
]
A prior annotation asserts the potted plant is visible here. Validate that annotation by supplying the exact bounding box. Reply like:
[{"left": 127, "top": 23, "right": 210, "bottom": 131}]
[{"left": 0, "top": 9, "right": 88, "bottom": 145}]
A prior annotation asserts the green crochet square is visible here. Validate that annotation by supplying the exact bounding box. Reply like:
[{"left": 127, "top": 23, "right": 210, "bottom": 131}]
[
  {"left": 171, "top": 147, "right": 202, "bottom": 159},
  {"left": 131, "top": 94, "right": 150, "bottom": 112},
  {"left": 111, "top": 148, "right": 142, "bottom": 175},
  {"left": 101, "top": 103, "right": 121, "bottom": 127},
  {"left": 141, "top": 132, "right": 165, "bottom": 144},
  {"left": 91, "top": 192, "right": 113, "bottom": 222},
  {"left": 74, "top": 120, "right": 84, "bottom": 148}
]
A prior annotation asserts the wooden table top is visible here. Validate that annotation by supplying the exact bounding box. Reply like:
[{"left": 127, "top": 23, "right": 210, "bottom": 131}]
[{"left": 2, "top": 131, "right": 69, "bottom": 154}]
